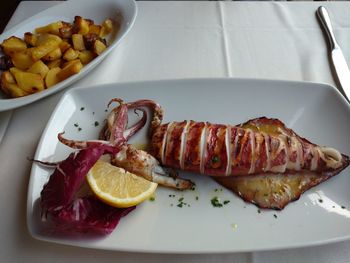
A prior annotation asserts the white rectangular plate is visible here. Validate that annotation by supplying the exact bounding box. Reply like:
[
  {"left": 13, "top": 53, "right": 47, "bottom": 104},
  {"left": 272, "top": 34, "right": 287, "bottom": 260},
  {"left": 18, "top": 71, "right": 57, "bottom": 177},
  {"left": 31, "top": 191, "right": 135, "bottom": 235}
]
[
  {"left": 0, "top": 0, "right": 137, "bottom": 111},
  {"left": 28, "top": 78, "right": 350, "bottom": 253}
]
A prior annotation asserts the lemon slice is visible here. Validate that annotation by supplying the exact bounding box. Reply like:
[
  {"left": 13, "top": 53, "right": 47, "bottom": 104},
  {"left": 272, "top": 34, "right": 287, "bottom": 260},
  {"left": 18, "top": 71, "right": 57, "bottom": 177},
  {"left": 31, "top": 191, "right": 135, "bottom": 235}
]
[{"left": 87, "top": 160, "right": 158, "bottom": 208}]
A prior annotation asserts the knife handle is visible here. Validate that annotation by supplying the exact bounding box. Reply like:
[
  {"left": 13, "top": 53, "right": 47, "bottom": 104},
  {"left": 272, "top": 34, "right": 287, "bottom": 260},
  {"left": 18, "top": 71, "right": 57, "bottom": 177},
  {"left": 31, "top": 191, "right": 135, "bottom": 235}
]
[{"left": 317, "top": 6, "right": 339, "bottom": 50}]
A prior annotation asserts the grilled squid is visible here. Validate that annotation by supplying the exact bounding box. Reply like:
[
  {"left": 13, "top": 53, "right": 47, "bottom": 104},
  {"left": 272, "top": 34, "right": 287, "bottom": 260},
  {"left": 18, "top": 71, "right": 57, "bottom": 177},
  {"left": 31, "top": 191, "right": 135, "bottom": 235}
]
[{"left": 150, "top": 119, "right": 346, "bottom": 177}]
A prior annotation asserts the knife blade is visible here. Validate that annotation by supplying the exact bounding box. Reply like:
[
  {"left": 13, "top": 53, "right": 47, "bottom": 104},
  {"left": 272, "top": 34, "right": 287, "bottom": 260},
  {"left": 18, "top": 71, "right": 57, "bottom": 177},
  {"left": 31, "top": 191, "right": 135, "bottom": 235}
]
[{"left": 317, "top": 6, "right": 350, "bottom": 102}]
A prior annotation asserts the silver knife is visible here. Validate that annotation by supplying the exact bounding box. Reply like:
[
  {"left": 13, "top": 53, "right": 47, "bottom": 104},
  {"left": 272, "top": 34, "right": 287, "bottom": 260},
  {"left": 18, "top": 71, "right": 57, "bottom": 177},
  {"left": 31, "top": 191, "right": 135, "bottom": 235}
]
[{"left": 317, "top": 6, "right": 350, "bottom": 102}]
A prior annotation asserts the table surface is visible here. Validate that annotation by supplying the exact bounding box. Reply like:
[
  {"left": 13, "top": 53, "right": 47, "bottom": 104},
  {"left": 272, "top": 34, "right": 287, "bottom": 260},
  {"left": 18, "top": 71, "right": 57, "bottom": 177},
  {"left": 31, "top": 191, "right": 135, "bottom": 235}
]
[{"left": 1, "top": 1, "right": 350, "bottom": 262}]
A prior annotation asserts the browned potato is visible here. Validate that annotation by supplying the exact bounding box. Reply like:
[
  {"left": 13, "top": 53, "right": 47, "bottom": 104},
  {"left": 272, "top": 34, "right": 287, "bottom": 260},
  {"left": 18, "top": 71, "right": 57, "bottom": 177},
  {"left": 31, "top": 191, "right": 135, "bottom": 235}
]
[
  {"left": 63, "top": 48, "right": 79, "bottom": 61},
  {"left": 100, "top": 19, "right": 113, "bottom": 37},
  {"left": 1, "top": 71, "right": 16, "bottom": 96},
  {"left": 0, "top": 36, "right": 27, "bottom": 56},
  {"left": 89, "top": 24, "right": 101, "bottom": 35},
  {"left": 42, "top": 47, "right": 62, "bottom": 61},
  {"left": 1, "top": 70, "right": 15, "bottom": 84},
  {"left": 35, "top": 21, "right": 63, "bottom": 35},
  {"left": 57, "top": 60, "right": 83, "bottom": 81},
  {"left": 24, "top": 32, "right": 37, "bottom": 46},
  {"left": 59, "top": 22, "right": 73, "bottom": 39},
  {"left": 93, "top": 39, "right": 107, "bottom": 55},
  {"left": 62, "top": 59, "right": 80, "bottom": 69},
  {"left": 29, "top": 36, "right": 62, "bottom": 61},
  {"left": 59, "top": 41, "right": 71, "bottom": 53},
  {"left": 10, "top": 68, "right": 44, "bottom": 93},
  {"left": 1, "top": 71, "right": 22, "bottom": 97},
  {"left": 72, "top": 34, "right": 85, "bottom": 51},
  {"left": 45, "top": 67, "right": 61, "bottom": 88},
  {"left": 27, "top": 60, "right": 49, "bottom": 78},
  {"left": 35, "top": 33, "right": 62, "bottom": 46},
  {"left": 79, "top": 50, "right": 95, "bottom": 64},
  {"left": 73, "top": 16, "right": 90, "bottom": 35},
  {"left": 46, "top": 59, "right": 62, "bottom": 69},
  {"left": 10, "top": 51, "right": 34, "bottom": 70},
  {"left": 2, "top": 82, "right": 29, "bottom": 97}
]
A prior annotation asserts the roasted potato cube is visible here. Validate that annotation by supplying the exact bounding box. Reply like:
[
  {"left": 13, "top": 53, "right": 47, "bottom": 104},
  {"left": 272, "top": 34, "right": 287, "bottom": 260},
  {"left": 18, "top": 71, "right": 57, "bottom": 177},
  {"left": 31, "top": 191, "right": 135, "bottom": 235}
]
[
  {"left": 100, "top": 19, "right": 113, "bottom": 37},
  {"left": 57, "top": 60, "right": 83, "bottom": 81},
  {"left": 61, "top": 59, "right": 79, "bottom": 69},
  {"left": 72, "top": 34, "right": 85, "bottom": 51},
  {"left": 10, "top": 51, "right": 34, "bottom": 70},
  {"left": 35, "top": 33, "right": 62, "bottom": 46},
  {"left": 45, "top": 67, "right": 61, "bottom": 88},
  {"left": 42, "top": 47, "right": 62, "bottom": 61},
  {"left": 1, "top": 36, "right": 27, "bottom": 56},
  {"left": 1, "top": 71, "right": 18, "bottom": 97},
  {"left": 59, "top": 22, "right": 73, "bottom": 39},
  {"left": 9, "top": 84, "right": 29, "bottom": 97},
  {"left": 46, "top": 59, "right": 62, "bottom": 69},
  {"left": 73, "top": 16, "right": 90, "bottom": 35},
  {"left": 9, "top": 67, "right": 21, "bottom": 76},
  {"left": 78, "top": 50, "right": 95, "bottom": 64},
  {"left": 93, "top": 39, "right": 107, "bottom": 55},
  {"left": 35, "top": 21, "right": 63, "bottom": 35},
  {"left": 1, "top": 70, "right": 31, "bottom": 98},
  {"left": 11, "top": 69, "right": 45, "bottom": 93},
  {"left": 27, "top": 60, "right": 49, "bottom": 78},
  {"left": 63, "top": 48, "right": 79, "bottom": 61},
  {"left": 1, "top": 71, "right": 16, "bottom": 84},
  {"left": 29, "top": 36, "right": 62, "bottom": 61},
  {"left": 59, "top": 41, "right": 71, "bottom": 53},
  {"left": 24, "top": 32, "right": 37, "bottom": 46},
  {"left": 89, "top": 24, "right": 101, "bottom": 35},
  {"left": 3, "top": 82, "right": 29, "bottom": 98}
]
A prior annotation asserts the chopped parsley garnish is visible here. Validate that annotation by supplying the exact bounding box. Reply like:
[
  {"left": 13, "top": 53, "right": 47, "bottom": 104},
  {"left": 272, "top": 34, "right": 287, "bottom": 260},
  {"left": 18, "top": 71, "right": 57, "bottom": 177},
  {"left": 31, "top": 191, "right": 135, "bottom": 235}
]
[
  {"left": 273, "top": 214, "right": 278, "bottom": 219},
  {"left": 149, "top": 196, "right": 155, "bottom": 202},
  {"left": 341, "top": 205, "right": 346, "bottom": 209},
  {"left": 78, "top": 127, "right": 82, "bottom": 131},
  {"left": 94, "top": 121, "right": 99, "bottom": 127},
  {"left": 223, "top": 200, "right": 230, "bottom": 205},
  {"left": 74, "top": 123, "right": 79, "bottom": 127},
  {"left": 175, "top": 196, "right": 188, "bottom": 208},
  {"left": 211, "top": 196, "right": 223, "bottom": 207},
  {"left": 80, "top": 107, "right": 85, "bottom": 111}
]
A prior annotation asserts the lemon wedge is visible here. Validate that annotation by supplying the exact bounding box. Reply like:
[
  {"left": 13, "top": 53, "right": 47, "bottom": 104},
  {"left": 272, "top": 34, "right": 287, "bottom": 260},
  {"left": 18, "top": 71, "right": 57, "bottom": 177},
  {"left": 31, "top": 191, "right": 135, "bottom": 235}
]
[{"left": 87, "top": 160, "right": 158, "bottom": 208}]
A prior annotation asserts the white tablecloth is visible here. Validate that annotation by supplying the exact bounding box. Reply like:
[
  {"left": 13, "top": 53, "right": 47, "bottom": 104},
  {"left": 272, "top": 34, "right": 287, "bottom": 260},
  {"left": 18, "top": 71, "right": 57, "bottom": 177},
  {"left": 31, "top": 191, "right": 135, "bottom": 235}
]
[{"left": 1, "top": 1, "right": 350, "bottom": 262}]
